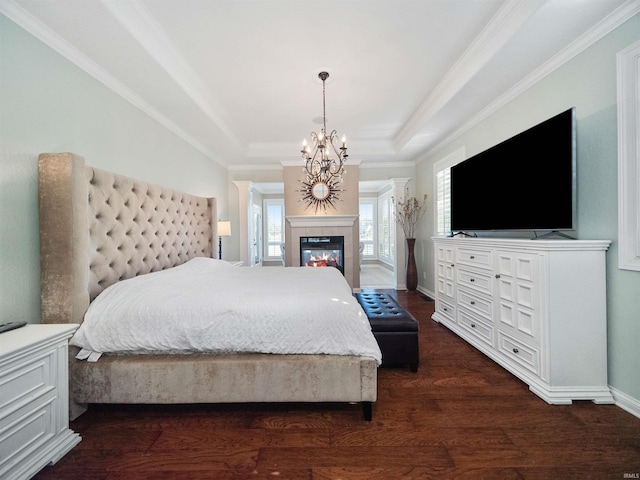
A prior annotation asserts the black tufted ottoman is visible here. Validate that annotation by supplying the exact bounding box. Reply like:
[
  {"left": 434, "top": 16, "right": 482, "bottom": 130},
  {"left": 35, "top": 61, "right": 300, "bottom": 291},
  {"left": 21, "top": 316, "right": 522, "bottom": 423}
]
[{"left": 355, "top": 292, "right": 419, "bottom": 372}]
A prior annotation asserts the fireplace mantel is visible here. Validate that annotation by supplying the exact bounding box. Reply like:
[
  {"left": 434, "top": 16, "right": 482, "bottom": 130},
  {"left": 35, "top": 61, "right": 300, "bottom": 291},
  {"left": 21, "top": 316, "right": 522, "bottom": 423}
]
[{"left": 286, "top": 215, "right": 358, "bottom": 228}]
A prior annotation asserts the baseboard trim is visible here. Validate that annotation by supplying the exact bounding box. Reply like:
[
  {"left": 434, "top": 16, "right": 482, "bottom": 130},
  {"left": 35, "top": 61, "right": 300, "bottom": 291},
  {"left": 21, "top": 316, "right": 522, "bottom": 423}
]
[
  {"left": 417, "top": 286, "right": 435, "bottom": 299},
  {"left": 611, "top": 386, "right": 640, "bottom": 420}
]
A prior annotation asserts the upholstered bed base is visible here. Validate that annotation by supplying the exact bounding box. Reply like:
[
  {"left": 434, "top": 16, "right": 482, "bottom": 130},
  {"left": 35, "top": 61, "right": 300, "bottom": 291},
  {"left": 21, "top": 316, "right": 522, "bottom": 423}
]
[
  {"left": 38, "top": 153, "right": 377, "bottom": 421},
  {"left": 69, "top": 350, "right": 377, "bottom": 420}
]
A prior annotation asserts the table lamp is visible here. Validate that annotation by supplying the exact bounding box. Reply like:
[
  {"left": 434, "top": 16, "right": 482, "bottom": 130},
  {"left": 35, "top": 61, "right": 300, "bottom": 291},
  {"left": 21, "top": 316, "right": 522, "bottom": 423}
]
[{"left": 217, "top": 221, "right": 231, "bottom": 260}]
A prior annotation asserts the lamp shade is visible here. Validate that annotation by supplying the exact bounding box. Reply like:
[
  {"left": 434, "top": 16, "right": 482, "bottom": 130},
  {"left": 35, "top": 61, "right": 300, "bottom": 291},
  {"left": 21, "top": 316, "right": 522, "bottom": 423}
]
[{"left": 217, "top": 221, "right": 231, "bottom": 237}]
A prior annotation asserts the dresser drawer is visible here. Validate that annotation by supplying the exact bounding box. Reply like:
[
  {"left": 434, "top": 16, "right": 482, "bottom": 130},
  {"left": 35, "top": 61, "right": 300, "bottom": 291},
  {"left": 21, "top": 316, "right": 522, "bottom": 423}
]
[
  {"left": 0, "top": 391, "right": 57, "bottom": 476},
  {"left": 458, "top": 268, "right": 493, "bottom": 296},
  {"left": 458, "top": 308, "right": 494, "bottom": 347},
  {"left": 458, "top": 247, "right": 493, "bottom": 270},
  {"left": 0, "top": 324, "right": 81, "bottom": 480},
  {"left": 0, "top": 351, "right": 55, "bottom": 414},
  {"left": 436, "top": 298, "right": 456, "bottom": 322},
  {"left": 457, "top": 287, "right": 492, "bottom": 319},
  {"left": 497, "top": 331, "right": 540, "bottom": 376}
]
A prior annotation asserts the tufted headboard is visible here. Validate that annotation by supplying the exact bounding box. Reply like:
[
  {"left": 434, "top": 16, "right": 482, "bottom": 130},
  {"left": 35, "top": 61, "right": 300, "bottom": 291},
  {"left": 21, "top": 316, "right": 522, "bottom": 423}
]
[{"left": 38, "top": 152, "right": 217, "bottom": 325}]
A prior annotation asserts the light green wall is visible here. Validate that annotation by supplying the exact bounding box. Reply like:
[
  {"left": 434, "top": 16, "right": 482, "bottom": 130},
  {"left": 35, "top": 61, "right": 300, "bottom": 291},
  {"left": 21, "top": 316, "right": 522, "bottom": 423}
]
[
  {"left": 416, "top": 14, "right": 640, "bottom": 402},
  {"left": 0, "top": 15, "right": 228, "bottom": 324}
]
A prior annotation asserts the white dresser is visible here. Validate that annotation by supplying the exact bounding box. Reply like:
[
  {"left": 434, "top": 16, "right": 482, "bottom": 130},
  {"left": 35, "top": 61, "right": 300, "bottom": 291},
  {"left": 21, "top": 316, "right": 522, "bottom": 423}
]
[
  {"left": 432, "top": 237, "right": 613, "bottom": 405},
  {"left": 0, "top": 324, "right": 81, "bottom": 480}
]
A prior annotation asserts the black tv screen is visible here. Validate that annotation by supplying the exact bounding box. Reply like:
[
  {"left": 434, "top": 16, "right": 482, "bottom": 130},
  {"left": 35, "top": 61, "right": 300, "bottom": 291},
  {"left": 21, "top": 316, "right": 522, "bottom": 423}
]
[{"left": 450, "top": 107, "right": 576, "bottom": 233}]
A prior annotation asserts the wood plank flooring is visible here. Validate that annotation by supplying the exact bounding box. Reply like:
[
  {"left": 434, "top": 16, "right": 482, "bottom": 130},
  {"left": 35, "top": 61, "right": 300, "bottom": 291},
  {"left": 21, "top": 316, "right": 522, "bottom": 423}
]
[{"left": 34, "top": 289, "right": 640, "bottom": 479}]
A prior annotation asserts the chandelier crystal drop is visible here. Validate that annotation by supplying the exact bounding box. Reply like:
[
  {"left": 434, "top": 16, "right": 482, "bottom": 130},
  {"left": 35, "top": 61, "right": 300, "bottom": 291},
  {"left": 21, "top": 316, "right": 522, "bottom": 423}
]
[{"left": 299, "top": 71, "right": 348, "bottom": 212}]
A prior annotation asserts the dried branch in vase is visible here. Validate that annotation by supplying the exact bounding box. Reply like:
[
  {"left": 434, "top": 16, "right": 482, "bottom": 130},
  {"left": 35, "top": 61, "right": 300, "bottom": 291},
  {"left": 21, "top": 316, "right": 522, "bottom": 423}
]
[{"left": 393, "top": 193, "right": 427, "bottom": 239}]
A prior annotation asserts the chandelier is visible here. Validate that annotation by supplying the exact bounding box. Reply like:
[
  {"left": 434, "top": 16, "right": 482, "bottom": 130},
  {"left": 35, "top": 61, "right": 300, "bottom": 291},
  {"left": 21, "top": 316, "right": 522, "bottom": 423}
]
[{"left": 299, "top": 71, "right": 348, "bottom": 212}]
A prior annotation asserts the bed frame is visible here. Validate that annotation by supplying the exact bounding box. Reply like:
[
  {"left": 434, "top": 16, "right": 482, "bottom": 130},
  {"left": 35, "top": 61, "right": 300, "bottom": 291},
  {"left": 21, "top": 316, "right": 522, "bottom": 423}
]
[{"left": 38, "top": 152, "right": 377, "bottom": 421}]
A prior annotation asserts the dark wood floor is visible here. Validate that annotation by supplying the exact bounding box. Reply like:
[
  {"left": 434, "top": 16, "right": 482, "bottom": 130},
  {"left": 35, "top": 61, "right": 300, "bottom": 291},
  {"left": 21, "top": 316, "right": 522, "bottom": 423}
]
[{"left": 35, "top": 289, "right": 640, "bottom": 479}]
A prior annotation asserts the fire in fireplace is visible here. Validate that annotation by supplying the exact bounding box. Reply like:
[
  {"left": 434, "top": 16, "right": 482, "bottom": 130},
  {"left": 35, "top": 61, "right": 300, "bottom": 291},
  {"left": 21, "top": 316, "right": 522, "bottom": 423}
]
[{"left": 300, "top": 236, "right": 344, "bottom": 274}]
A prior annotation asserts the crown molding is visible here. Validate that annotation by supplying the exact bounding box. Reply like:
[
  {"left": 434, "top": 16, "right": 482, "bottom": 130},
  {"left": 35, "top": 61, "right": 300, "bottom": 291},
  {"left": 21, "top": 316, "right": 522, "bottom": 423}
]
[
  {"left": 100, "top": 0, "right": 245, "bottom": 151},
  {"left": 280, "top": 158, "right": 363, "bottom": 168},
  {"left": 247, "top": 142, "right": 301, "bottom": 158},
  {"left": 393, "top": 0, "right": 546, "bottom": 152},
  {"left": 0, "top": 0, "right": 228, "bottom": 167},
  {"left": 359, "top": 160, "right": 416, "bottom": 169},
  {"left": 248, "top": 138, "right": 397, "bottom": 159},
  {"left": 227, "top": 163, "right": 284, "bottom": 171},
  {"left": 228, "top": 157, "right": 415, "bottom": 171},
  {"left": 417, "top": 0, "right": 640, "bottom": 164},
  {"left": 6, "top": 0, "right": 636, "bottom": 172}
]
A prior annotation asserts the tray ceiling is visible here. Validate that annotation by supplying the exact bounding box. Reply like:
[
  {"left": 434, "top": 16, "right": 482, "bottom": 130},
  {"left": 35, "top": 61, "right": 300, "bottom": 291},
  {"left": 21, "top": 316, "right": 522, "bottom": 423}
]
[{"left": 2, "top": 0, "right": 637, "bottom": 169}]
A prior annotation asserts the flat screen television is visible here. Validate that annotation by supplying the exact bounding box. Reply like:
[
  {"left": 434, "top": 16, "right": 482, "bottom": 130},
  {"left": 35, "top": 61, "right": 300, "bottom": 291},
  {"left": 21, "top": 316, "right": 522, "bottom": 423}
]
[{"left": 450, "top": 107, "right": 576, "bottom": 234}]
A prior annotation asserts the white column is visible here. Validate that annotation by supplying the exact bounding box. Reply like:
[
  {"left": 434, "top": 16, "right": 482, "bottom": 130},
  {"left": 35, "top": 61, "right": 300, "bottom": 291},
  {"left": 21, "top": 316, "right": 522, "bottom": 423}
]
[
  {"left": 390, "top": 178, "right": 411, "bottom": 290},
  {"left": 233, "top": 181, "right": 253, "bottom": 265}
]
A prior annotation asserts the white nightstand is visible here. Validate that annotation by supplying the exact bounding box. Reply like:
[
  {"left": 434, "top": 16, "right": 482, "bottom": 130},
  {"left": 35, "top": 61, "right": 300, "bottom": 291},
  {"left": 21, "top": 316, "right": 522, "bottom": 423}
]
[{"left": 0, "top": 324, "right": 81, "bottom": 480}]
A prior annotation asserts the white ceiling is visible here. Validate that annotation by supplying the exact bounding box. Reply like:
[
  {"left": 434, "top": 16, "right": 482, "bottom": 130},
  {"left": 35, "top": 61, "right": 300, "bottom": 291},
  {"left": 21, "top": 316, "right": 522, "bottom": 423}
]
[{"left": 3, "top": 0, "right": 638, "bottom": 170}]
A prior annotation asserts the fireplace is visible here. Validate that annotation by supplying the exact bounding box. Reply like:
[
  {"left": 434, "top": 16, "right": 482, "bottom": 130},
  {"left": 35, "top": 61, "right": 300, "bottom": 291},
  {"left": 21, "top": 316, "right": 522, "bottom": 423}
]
[
  {"left": 286, "top": 215, "right": 358, "bottom": 289},
  {"left": 300, "top": 236, "right": 344, "bottom": 274}
]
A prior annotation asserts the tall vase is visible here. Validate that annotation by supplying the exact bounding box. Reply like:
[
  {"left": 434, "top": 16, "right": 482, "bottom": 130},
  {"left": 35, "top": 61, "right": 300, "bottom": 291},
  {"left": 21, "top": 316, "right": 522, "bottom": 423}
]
[{"left": 405, "top": 238, "right": 418, "bottom": 291}]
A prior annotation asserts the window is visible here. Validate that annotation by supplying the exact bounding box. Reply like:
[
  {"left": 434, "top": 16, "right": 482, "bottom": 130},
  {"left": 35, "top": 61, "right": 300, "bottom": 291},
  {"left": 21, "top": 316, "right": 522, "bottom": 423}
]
[
  {"left": 434, "top": 147, "right": 466, "bottom": 237},
  {"left": 359, "top": 199, "right": 376, "bottom": 258},
  {"left": 618, "top": 39, "right": 640, "bottom": 270},
  {"left": 263, "top": 199, "right": 284, "bottom": 260},
  {"left": 378, "top": 191, "right": 394, "bottom": 264},
  {"left": 435, "top": 168, "right": 451, "bottom": 237}
]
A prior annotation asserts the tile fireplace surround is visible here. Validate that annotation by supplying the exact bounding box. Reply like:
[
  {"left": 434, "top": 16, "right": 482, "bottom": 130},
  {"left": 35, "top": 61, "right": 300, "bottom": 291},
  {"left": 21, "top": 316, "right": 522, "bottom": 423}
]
[{"left": 285, "top": 215, "right": 359, "bottom": 290}]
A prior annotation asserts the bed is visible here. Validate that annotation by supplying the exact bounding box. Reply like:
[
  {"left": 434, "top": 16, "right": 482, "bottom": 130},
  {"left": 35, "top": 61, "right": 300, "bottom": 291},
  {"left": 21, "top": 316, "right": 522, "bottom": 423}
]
[{"left": 38, "top": 152, "right": 380, "bottom": 421}]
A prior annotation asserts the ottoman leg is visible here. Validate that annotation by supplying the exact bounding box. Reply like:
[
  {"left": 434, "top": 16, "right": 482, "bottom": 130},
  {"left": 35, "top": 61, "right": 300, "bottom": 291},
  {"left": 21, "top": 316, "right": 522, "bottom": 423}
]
[
  {"left": 409, "top": 334, "right": 419, "bottom": 373},
  {"left": 362, "top": 401, "right": 372, "bottom": 421}
]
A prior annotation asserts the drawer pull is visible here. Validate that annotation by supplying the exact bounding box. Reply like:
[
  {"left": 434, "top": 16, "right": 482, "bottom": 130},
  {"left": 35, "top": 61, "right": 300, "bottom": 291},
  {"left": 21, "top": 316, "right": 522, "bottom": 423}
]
[
  {"left": 470, "top": 255, "right": 475, "bottom": 259},
  {"left": 470, "top": 301, "right": 475, "bottom": 305},
  {"left": 443, "top": 307, "right": 448, "bottom": 311},
  {"left": 495, "top": 274, "right": 501, "bottom": 279},
  {"left": 470, "top": 278, "right": 475, "bottom": 282},
  {"left": 471, "top": 323, "right": 476, "bottom": 328},
  {"left": 513, "top": 348, "right": 519, "bottom": 354}
]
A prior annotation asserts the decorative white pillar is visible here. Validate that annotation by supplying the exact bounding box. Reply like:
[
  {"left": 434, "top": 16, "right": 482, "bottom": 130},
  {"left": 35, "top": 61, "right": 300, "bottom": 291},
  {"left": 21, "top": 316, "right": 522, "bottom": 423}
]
[
  {"left": 390, "top": 178, "right": 411, "bottom": 290},
  {"left": 233, "top": 181, "right": 253, "bottom": 266}
]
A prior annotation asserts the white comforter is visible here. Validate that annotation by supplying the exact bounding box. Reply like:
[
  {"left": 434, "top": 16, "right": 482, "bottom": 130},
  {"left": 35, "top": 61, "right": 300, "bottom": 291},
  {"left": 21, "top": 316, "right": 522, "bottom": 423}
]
[{"left": 71, "top": 258, "right": 382, "bottom": 364}]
